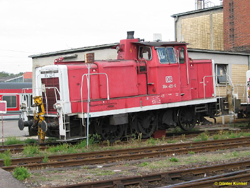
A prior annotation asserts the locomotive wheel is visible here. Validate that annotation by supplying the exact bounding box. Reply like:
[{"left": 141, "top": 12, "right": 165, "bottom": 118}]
[
  {"left": 137, "top": 112, "right": 157, "bottom": 138},
  {"left": 98, "top": 117, "right": 125, "bottom": 143},
  {"left": 177, "top": 108, "right": 196, "bottom": 131}
]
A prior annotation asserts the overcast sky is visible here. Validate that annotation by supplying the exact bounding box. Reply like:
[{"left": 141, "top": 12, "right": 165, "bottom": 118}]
[{"left": 0, "top": 0, "right": 222, "bottom": 74}]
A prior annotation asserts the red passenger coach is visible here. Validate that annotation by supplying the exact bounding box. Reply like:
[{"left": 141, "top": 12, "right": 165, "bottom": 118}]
[
  {"left": 0, "top": 82, "right": 32, "bottom": 119},
  {"left": 19, "top": 31, "right": 219, "bottom": 142}
]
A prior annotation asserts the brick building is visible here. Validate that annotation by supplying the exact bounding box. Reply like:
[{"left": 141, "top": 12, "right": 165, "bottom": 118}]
[{"left": 224, "top": 0, "right": 250, "bottom": 52}]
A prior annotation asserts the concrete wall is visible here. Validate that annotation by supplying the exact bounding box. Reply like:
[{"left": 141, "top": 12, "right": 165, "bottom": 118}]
[{"left": 175, "top": 8, "right": 223, "bottom": 50}]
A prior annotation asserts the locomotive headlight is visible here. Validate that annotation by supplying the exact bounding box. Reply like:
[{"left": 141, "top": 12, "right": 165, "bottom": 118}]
[{"left": 53, "top": 103, "right": 62, "bottom": 109}]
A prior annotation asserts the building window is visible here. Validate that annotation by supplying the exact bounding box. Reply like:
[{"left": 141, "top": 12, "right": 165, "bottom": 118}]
[
  {"left": 215, "top": 64, "right": 228, "bottom": 84},
  {"left": 2, "top": 96, "right": 17, "bottom": 108}
]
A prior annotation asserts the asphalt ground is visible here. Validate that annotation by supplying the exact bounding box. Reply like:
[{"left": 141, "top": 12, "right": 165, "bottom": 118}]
[
  {"left": 0, "top": 120, "right": 29, "bottom": 143},
  {"left": 0, "top": 120, "right": 28, "bottom": 188}
]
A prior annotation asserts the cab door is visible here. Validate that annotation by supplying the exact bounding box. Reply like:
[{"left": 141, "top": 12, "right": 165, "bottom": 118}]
[
  {"left": 155, "top": 47, "right": 181, "bottom": 103},
  {"left": 178, "top": 47, "right": 191, "bottom": 101}
]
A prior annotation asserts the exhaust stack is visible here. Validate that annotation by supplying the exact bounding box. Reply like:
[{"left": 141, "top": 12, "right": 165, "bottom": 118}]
[{"left": 127, "top": 31, "right": 134, "bottom": 39}]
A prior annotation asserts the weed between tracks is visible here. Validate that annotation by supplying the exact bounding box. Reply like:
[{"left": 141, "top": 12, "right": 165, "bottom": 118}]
[
  {"left": 5, "top": 123, "right": 250, "bottom": 185},
  {"left": 25, "top": 149, "right": 250, "bottom": 187}
]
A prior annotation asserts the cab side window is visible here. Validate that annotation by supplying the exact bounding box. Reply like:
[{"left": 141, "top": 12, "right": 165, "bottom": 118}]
[
  {"left": 139, "top": 46, "right": 152, "bottom": 60},
  {"left": 178, "top": 48, "right": 185, "bottom": 64}
]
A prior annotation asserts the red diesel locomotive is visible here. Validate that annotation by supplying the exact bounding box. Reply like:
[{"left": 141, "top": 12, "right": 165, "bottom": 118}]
[{"left": 19, "top": 32, "right": 219, "bottom": 142}]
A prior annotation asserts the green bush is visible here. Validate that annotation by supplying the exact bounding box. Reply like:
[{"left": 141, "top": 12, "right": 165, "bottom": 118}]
[{"left": 13, "top": 167, "right": 31, "bottom": 180}]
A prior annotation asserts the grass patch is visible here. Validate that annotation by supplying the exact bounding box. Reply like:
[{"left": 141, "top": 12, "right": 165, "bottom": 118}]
[
  {"left": 47, "top": 143, "right": 69, "bottom": 153},
  {"left": 0, "top": 150, "right": 11, "bottom": 166},
  {"left": 143, "top": 150, "right": 250, "bottom": 171},
  {"left": 188, "top": 151, "right": 195, "bottom": 154},
  {"left": 23, "top": 145, "right": 40, "bottom": 157},
  {"left": 169, "top": 157, "right": 179, "bottom": 162},
  {"left": 4, "top": 137, "right": 23, "bottom": 145},
  {"left": 89, "top": 169, "right": 115, "bottom": 176},
  {"left": 24, "top": 138, "right": 37, "bottom": 144},
  {"left": 147, "top": 137, "right": 156, "bottom": 145},
  {"left": 13, "top": 167, "right": 31, "bottom": 180},
  {"left": 138, "top": 162, "right": 149, "bottom": 167},
  {"left": 42, "top": 155, "right": 49, "bottom": 163},
  {"left": 193, "top": 131, "right": 209, "bottom": 142}
]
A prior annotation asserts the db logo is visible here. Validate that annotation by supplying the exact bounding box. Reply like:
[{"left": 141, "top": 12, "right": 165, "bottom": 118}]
[{"left": 165, "top": 76, "right": 173, "bottom": 83}]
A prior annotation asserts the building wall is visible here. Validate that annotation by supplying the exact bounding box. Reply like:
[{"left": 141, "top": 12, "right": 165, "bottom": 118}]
[
  {"left": 224, "top": 0, "right": 250, "bottom": 52},
  {"left": 231, "top": 64, "right": 248, "bottom": 103},
  {"left": 175, "top": 8, "right": 223, "bottom": 50}
]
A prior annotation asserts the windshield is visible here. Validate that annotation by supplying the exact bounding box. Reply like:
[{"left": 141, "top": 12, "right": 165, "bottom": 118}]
[{"left": 157, "top": 47, "right": 177, "bottom": 64}]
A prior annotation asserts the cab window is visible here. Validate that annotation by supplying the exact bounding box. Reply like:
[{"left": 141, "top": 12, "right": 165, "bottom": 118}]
[
  {"left": 157, "top": 47, "right": 177, "bottom": 64},
  {"left": 139, "top": 46, "right": 152, "bottom": 60},
  {"left": 178, "top": 48, "right": 185, "bottom": 64},
  {"left": 166, "top": 48, "right": 177, "bottom": 63}
]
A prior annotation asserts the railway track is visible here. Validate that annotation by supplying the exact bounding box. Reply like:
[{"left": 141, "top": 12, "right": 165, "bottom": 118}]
[
  {"left": 50, "top": 159, "right": 250, "bottom": 188},
  {"left": 1, "top": 136, "right": 250, "bottom": 171},
  {"left": 0, "top": 141, "right": 78, "bottom": 153},
  {"left": 1, "top": 128, "right": 247, "bottom": 153},
  {"left": 0, "top": 144, "right": 49, "bottom": 153}
]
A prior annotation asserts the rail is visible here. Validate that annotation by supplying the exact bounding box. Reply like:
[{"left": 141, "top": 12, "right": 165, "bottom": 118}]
[
  {"left": 80, "top": 72, "right": 109, "bottom": 125},
  {"left": 202, "top": 75, "right": 216, "bottom": 99}
]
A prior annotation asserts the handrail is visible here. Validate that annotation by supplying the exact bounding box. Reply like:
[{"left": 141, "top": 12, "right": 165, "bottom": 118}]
[
  {"left": 202, "top": 75, "right": 216, "bottom": 99},
  {"left": 80, "top": 73, "right": 109, "bottom": 126},
  {"left": 34, "top": 87, "right": 61, "bottom": 115},
  {"left": 20, "top": 88, "right": 32, "bottom": 108}
]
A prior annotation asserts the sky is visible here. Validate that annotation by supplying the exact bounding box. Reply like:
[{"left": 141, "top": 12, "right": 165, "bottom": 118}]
[{"left": 0, "top": 0, "right": 222, "bottom": 74}]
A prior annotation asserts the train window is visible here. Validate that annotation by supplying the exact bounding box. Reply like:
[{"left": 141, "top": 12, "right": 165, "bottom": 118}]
[
  {"left": 157, "top": 48, "right": 168, "bottom": 63},
  {"left": 178, "top": 48, "right": 185, "bottom": 64},
  {"left": 216, "top": 64, "right": 228, "bottom": 84},
  {"left": 166, "top": 48, "right": 177, "bottom": 64},
  {"left": 157, "top": 47, "right": 177, "bottom": 64},
  {"left": 30, "top": 95, "right": 33, "bottom": 106},
  {"left": 139, "top": 46, "right": 152, "bottom": 60},
  {"left": 2, "top": 96, "right": 17, "bottom": 108}
]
